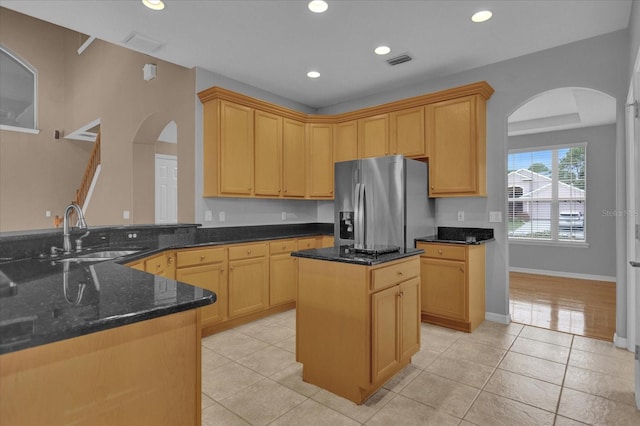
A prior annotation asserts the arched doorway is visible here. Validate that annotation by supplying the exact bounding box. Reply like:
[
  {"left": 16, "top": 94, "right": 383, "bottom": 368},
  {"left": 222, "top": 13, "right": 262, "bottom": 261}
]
[
  {"left": 506, "top": 87, "right": 617, "bottom": 338},
  {"left": 131, "top": 114, "right": 178, "bottom": 224}
]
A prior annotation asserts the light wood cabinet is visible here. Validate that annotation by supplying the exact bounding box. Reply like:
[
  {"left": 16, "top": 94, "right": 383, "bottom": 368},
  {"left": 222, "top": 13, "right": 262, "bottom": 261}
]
[
  {"left": 282, "top": 118, "right": 306, "bottom": 197},
  {"left": 390, "top": 106, "right": 426, "bottom": 158},
  {"left": 176, "top": 247, "right": 228, "bottom": 328},
  {"left": 358, "top": 114, "right": 389, "bottom": 158},
  {"left": 425, "top": 95, "right": 487, "bottom": 197},
  {"left": 199, "top": 82, "right": 493, "bottom": 200},
  {"left": 417, "top": 242, "right": 485, "bottom": 332},
  {"left": 306, "top": 123, "right": 334, "bottom": 198},
  {"left": 297, "top": 237, "right": 318, "bottom": 251},
  {"left": 143, "top": 251, "right": 175, "bottom": 279},
  {"left": 334, "top": 120, "right": 358, "bottom": 163},
  {"left": 269, "top": 239, "right": 298, "bottom": 306},
  {"left": 371, "top": 277, "right": 420, "bottom": 383},
  {"left": 297, "top": 255, "right": 421, "bottom": 404},
  {"left": 219, "top": 100, "right": 254, "bottom": 196},
  {"left": 254, "top": 110, "right": 282, "bottom": 196},
  {"left": 228, "top": 243, "right": 269, "bottom": 318}
]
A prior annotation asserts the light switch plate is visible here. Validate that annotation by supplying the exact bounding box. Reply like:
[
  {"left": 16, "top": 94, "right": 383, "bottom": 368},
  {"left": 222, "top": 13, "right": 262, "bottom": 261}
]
[
  {"left": 123, "top": 210, "right": 130, "bottom": 219},
  {"left": 489, "top": 211, "right": 502, "bottom": 222},
  {"left": 219, "top": 211, "right": 225, "bottom": 222},
  {"left": 457, "top": 211, "right": 464, "bottom": 221}
]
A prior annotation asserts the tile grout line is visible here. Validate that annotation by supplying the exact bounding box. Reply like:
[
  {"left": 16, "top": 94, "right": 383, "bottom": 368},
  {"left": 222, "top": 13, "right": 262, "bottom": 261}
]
[
  {"left": 553, "top": 333, "right": 574, "bottom": 425},
  {"left": 458, "top": 323, "right": 525, "bottom": 422}
]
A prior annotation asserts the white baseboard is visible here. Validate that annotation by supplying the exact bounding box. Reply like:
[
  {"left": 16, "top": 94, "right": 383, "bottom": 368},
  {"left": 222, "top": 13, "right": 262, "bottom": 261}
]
[
  {"left": 509, "top": 267, "right": 615, "bottom": 283},
  {"left": 485, "top": 312, "right": 511, "bottom": 324},
  {"left": 613, "top": 332, "right": 628, "bottom": 349}
]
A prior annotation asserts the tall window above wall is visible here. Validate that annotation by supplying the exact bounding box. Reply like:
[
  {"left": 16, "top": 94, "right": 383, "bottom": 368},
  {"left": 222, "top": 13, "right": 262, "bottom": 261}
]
[
  {"left": 507, "top": 143, "right": 586, "bottom": 244},
  {"left": 0, "top": 45, "right": 37, "bottom": 132}
]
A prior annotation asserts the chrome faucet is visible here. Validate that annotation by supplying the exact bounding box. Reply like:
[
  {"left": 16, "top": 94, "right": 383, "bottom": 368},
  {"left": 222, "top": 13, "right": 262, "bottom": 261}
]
[{"left": 63, "top": 203, "right": 88, "bottom": 254}]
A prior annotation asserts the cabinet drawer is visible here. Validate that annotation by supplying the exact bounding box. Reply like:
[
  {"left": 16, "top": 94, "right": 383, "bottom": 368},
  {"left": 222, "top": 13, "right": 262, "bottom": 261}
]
[
  {"left": 270, "top": 239, "right": 297, "bottom": 255},
  {"left": 420, "top": 244, "right": 466, "bottom": 261},
  {"left": 228, "top": 243, "right": 267, "bottom": 260},
  {"left": 177, "top": 247, "right": 225, "bottom": 268},
  {"left": 297, "top": 237, "right": 318, "bottom": 250},
  {"left": 371, "top": 259, "right": 420, "bottom": 292}
]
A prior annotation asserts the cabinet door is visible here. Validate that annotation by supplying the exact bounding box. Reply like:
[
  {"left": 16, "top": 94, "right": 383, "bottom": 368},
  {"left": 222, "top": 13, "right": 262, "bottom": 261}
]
[
  {"left": 220, "top": 100, "right": 254, "bottom": 195},
  {"left": 334, "top": 120, "right": 358, "bottom": 163},
  {"left": 390, "top": 107, "right": 426, "bottom": 158},
  {"left": 176, "top": 263, "right": 227, "bottom": 326},
  {"left": 282, "top": 118, "right": 306, "bottom": 197},
  {"left": 371, "top": 285, "right": 399, "bottom": 383},
  {"left": 426, "top": 95, "right": 485, "bottom": 196},
  {"left": 421, "top": 258, "right": 467, "bottom": 321},
  {"left": 254, "top": 110, "right": 282, "bottom": 196},
  {"left": 399, "top": 277, "right": 421, "bottom": 361},
  {"left": 269, "top": 254, "right": 297, "bottom": 306},
  {"left": 358, "top": 114, "right": 389, "bottom": 158},
  {"left": 228, "top": 257, "right": 269, "bottom": 318},
  {"left": 306, "top": 123, "right": 334, "bottom": 198}
]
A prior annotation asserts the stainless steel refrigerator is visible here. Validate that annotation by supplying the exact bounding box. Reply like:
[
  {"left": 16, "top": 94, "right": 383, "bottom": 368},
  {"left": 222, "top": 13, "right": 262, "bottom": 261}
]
[{"left": 334, "top": 155, "right": 435, "bottom": 254}]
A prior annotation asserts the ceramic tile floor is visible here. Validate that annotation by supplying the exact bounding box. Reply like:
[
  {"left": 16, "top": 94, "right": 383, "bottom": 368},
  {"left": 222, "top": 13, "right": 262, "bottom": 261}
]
[{"left": 201, "top": 309, "right": 639, "bottom": 426}]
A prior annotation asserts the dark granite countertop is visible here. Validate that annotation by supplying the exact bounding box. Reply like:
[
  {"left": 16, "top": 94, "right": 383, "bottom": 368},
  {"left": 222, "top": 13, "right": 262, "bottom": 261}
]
[
  {"left": 291, "top": 245, "right": 423, "bottom": 266},
  {"left": 0, "top": 223, "right": 333, "bottom": 354},
  {"left": 415, "top": 226, "right": 495, "bottom": 245}
]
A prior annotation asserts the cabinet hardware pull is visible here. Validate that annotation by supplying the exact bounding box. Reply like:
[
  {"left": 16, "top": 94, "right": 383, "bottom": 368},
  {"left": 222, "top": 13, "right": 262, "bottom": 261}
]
[
  {"left": 397, "top": 271, "right": 403, "bottom": 276},
  {"left": 200, "top": 255, "right": 206, "bottom": 260},
  {"left": 459, "top": 268, "right": 464, "bottom": 273},
  {"left": 438, "top": 249, "right": 443, "bottom": 254},
  {"left": 247, "top": 250, "right": 252, "bottom": 254}
]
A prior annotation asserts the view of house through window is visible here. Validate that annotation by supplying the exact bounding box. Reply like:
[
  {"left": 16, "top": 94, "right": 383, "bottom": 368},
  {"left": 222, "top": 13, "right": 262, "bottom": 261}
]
[
  {"left": 0, "top": 45, "right": 36, "bottom": 130},
  {"left": 507, "top": 143, "right": 586, "bottom": 242}
]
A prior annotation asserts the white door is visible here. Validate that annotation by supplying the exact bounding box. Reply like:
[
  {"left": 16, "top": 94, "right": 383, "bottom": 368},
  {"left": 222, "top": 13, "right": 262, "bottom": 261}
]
[{"left": 155, "top": 155, "right": 177, "bottom": 224}]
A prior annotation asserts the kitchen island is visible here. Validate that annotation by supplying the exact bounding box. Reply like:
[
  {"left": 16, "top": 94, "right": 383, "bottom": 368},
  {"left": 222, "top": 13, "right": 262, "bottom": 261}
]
[
  {"left": 292, "top": 246, "right": 422, "bottom": 404},
  {"left": 0, "top": 241, "right": 216, "bottom": 425}
]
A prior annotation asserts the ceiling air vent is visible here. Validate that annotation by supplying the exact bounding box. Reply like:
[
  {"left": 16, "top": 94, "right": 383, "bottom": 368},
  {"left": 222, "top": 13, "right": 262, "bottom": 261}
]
[{"left": 386, "top": 54, "right": 413, "bottom": 66}]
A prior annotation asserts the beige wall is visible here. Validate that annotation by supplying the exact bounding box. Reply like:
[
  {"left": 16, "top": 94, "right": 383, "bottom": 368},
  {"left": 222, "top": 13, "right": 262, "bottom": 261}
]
[{"left": 0, "top": 8, "right": 195, "bottom": 231}]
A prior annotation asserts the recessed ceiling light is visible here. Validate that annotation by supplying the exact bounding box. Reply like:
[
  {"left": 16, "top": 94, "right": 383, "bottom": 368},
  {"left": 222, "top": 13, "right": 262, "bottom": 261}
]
[
  {"left": 374, "top": 46, "right": 391, "bottom": 56},
  {"left": 307, "top": 71, "right": 321, "bottom": 79},
  {"left": 471, "top": 10, "right": 492, "bottom": 23},
  {"left": 142, "top": 0, "right": 165, "bottom": 10},
  {"left": 308, "top": 1, "right": 328, "bottom": 13}
]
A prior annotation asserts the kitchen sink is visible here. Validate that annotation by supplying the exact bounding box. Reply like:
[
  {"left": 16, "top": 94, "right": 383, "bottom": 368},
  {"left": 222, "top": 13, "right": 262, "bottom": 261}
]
[{"left": 56, "top": 250, "right": 140, "bottom": 263}]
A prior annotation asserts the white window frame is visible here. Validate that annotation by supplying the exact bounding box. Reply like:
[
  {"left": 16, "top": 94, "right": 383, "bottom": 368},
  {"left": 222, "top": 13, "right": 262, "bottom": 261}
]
[
  {"left": 508, "top": 142, "right": 587, "bottom": 247},
  {"left": 0, "top": 44, "right": 39, "bottom": 134}
]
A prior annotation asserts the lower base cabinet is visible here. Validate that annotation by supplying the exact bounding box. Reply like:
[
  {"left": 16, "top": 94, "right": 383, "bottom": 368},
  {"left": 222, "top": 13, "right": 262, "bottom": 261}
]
[
  {"left": 176, "top": 247, "right": 228, "bottom": 328},
  {"left": 228, "top": 243, "right": 269, "bottom": 318},
  {"left": 297, "top": 256, "right": 421, "bottom": 404},
  {"left": 417, "top": 242, "right": 485, "bottom": 332}
]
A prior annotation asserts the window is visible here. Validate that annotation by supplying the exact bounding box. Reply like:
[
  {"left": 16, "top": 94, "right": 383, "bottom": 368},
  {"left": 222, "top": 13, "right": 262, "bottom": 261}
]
[
  {"left": 507, "top": 143, "right": 586, "bottom": 242},
  {"left": 0, "top": 45, "right": 37, "bottom": 131}
]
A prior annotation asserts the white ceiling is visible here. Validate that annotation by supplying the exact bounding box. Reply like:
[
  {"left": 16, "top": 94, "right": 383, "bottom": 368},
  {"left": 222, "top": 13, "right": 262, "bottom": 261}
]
[{"left": 1, "top": 0, "right": 632, "bottom": 121}]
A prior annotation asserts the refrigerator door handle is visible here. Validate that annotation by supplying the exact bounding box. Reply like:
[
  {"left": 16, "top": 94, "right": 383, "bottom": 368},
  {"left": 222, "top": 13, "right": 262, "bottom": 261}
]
[
  {"left": 356, "top": 183, "right": 366, "bottom": 247},
  {"left": 354, "top": 183, "right": 362, "bottom": 247}
]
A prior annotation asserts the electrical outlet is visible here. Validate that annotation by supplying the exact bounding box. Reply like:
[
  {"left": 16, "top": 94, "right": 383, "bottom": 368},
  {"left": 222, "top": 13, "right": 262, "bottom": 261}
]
[
  {"left": 219, "top": 211, "right": 225, "bottom": 222},
  {"left": 282, "top": 212, "right": 287, "bottom": 221},
  {"left": 45, "top": 210, "right": 51, "bottom": 217},
  {"left": 204, "top": 210, "right": 213, "bottom": 221},
  {"left": 123, "top": 210, "right": 130, "bottom": 219},
  {"left": 489, "top": 211, "right": 502, "bottom": 222},
  {"left": 457, "top": 211, "right": 464, "bottom": 221}
]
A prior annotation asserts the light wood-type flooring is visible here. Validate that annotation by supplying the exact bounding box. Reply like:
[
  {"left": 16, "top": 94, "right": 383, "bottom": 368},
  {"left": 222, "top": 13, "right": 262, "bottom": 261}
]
[{"left": 509, "top": 272, "right": 616, "bottom": 341}]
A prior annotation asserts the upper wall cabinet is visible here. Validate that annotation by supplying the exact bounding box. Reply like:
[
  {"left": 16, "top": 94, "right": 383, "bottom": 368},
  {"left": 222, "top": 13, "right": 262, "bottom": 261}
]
[
  {"left": 306, "top": 123, "right": 334, "bottom": 198},
  {"left": 334, "top": 120, "right": 358, "bottom": 163},
  {"left": 254, "top": 110, "right": 282, "bottom": 197},
  {"left": 282, "top": 118, "right": 306, "bottom": 198},
  {"left": 390, "top": 106, "right": 426, "bottom": 159},
  {"left": 358, "top": 114, "right": 389, "bottom": 158},
  {"left": 198, "top": 82, "right": 493, "bottom": 200},
  {"left": 426, "top": 95, "right": 487, "bottom": 197}
]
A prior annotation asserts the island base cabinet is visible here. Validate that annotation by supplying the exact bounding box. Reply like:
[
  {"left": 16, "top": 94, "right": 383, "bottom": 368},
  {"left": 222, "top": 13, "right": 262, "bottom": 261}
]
[
  {"left": 0, "top": 310, "right": 202, "bottom": 426},
  {"left": 297, "top": 256, "right": 420, "bottom": 404}
]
